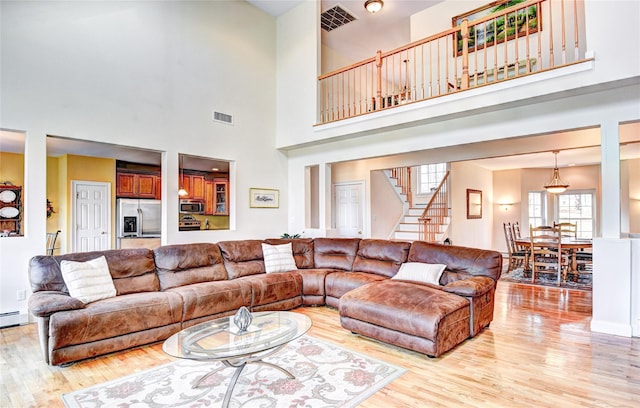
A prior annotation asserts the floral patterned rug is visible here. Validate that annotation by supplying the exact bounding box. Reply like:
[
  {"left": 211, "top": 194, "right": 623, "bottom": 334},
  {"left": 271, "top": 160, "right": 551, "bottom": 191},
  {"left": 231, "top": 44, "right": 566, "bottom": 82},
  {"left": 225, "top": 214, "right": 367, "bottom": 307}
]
[
  {"left": 62, "top": 335, "right": 406, "bottom": 408},
  {"left": 500, "top": 267, "right": 592, "bottom": 291}
]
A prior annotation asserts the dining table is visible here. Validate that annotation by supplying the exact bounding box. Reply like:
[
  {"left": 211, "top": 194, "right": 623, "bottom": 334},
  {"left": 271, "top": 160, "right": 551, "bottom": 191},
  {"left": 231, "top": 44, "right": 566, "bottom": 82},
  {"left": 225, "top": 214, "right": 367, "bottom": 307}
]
[{"left": 514, "top": 236, "right": 593, "bottom": 273}]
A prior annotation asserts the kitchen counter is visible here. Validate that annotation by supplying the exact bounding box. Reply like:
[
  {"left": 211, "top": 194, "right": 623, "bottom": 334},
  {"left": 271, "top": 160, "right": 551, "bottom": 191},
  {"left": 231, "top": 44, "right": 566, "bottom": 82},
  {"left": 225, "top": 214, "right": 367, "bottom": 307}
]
[{"left": 118, "top": 237, "right": 161, "bottom": 250}]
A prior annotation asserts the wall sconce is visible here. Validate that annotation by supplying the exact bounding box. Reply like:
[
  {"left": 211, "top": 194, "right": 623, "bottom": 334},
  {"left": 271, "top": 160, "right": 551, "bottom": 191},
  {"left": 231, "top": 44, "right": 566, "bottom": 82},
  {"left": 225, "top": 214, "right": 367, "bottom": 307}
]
[
  {"left": 500, "top": 203, "right": 513, "bottom": 212},
  {"left": 364, "top": 0, "right": 383, "bottom": 14}
]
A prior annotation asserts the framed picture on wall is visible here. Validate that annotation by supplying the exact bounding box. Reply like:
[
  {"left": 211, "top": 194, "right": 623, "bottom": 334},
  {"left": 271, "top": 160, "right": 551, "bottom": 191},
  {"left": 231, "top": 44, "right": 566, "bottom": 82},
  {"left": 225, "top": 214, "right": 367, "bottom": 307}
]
[
  {"left": 452, "top": 0, "right": 541, "bottom": 56},
  {"left": 467, "top": 189, "right": 483, "bottom": 219},
  {"left": 250, "top": 188, "right": 279, "bottom": 208}
]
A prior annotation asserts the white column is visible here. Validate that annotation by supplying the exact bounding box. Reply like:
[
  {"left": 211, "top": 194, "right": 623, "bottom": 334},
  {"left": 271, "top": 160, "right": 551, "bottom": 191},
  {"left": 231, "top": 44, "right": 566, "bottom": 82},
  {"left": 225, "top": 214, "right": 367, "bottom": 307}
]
[
  {"left": 600, "top": 120, "right": 621, "bottom": 238},
  {"left": 591, "top": 120, "right": 633, "bottom": 337}
]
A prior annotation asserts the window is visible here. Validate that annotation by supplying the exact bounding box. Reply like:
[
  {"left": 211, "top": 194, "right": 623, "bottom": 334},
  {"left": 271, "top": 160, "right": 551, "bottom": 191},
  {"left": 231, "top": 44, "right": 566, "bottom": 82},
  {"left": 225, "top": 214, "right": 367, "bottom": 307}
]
[
  {"left": 557, "top": 191, "right": 595, "bottom": 238},
  {"left": 528, "top": 191, "right": 546, "bottom": 228},
  {"left": 418, "top": 163, "right": 447, "bottom": 194}
]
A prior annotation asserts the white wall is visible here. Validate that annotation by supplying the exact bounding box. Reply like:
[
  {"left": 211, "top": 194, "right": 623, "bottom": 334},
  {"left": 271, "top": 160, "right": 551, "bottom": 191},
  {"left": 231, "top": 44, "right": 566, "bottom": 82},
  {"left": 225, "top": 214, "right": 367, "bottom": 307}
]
[
  {"left": 0, "top": 1, "right": 287, "bottom": 319},
  {"left": 450, "top": 161, "right": 493, "bottom": 250}
]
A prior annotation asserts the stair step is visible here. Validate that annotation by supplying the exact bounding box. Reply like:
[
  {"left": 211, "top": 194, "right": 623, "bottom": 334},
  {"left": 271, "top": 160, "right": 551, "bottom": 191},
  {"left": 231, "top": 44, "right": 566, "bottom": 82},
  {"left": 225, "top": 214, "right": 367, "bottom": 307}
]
[{"left": 398, "top": 223, "right": 420, "bottom": 232}]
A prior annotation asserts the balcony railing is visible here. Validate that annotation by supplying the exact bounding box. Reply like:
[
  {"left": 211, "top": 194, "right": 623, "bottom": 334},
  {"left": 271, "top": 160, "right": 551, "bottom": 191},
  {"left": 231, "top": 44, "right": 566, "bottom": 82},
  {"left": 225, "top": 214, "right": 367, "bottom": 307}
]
[{"left": 317, "top": 0, "right": 589, "bottom": 125}]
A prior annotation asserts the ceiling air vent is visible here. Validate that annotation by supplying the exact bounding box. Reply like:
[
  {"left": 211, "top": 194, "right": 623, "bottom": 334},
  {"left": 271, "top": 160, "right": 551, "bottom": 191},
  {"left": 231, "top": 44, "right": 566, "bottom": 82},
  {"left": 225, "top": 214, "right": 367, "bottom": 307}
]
[
  {"left": 213, "top": 111, "right": 233, "bottom": 125},
  {"left": 321, "top": 5, "right": 357, "bottom": 32}
]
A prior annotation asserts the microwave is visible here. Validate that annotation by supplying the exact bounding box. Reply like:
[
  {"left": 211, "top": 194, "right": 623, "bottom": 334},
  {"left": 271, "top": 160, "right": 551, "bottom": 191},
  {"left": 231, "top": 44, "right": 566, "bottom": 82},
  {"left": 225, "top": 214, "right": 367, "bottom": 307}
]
[{"left": 179, "top": 200, "right": 205, "bottom": 214}]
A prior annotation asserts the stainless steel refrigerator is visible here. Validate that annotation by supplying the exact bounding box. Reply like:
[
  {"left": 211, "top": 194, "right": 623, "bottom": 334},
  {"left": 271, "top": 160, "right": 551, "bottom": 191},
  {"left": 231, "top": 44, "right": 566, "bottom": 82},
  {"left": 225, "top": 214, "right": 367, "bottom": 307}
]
[{"left": 116, "top": 198, "right": 161, "bottom": 238}]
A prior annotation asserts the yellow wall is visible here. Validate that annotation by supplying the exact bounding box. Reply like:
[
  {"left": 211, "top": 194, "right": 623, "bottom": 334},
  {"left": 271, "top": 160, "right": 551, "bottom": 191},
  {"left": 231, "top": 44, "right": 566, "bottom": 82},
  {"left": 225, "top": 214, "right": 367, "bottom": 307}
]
[
  {"left": 0, "top": 152, "right": 24, "bottom": 186},
  {"left": 46, "top": 157, "right": 62, "bottom": 253},
  {"left": 57, "top": 155, "right": 117, "bottom": 251}
]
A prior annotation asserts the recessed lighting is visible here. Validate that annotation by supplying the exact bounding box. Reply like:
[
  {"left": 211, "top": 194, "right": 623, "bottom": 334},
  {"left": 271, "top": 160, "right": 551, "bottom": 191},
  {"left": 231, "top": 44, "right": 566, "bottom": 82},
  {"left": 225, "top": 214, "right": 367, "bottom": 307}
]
[{"left": 211, "top": 167, "right": 219, "bottom": 171}]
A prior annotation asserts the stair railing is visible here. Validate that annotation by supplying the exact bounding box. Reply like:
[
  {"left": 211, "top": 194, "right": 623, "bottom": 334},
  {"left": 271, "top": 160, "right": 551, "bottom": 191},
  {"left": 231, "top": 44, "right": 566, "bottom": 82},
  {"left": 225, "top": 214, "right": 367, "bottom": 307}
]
[
  {"left": 390, "top": 167, "right": 412, "bottom": 209},
  {"left": 418, "top": 171, "right": 450, "bottom": 242}
]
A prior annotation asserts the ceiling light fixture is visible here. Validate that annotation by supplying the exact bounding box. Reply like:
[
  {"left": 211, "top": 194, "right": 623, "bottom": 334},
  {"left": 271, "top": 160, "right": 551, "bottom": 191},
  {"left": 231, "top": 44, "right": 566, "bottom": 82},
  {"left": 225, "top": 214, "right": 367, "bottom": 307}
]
[
  {"left": 544, "top": 151, "right": 570, "bottom": 194},
  {"left": 364, "top": 0, "right": 383, "bottom": 14}
]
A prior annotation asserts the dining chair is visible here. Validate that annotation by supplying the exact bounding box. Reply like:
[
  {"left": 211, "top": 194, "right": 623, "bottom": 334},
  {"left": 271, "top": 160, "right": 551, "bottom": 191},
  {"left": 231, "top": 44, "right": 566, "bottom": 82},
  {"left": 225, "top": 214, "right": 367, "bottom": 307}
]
[
  {"left": 529, "top": 225, "right": 569, "bottom": 285},
  {"left": 46, "top": 230, "right": 61, "bottom": 256},
  {"left": 554, "top": 221, "right": 592, "bottom": 273},
  {"left": 554, "top": 222, "right": 577, "bottom": 238},
  {"left": 503, "top": 222, "right": 526, "bottom": 273}
]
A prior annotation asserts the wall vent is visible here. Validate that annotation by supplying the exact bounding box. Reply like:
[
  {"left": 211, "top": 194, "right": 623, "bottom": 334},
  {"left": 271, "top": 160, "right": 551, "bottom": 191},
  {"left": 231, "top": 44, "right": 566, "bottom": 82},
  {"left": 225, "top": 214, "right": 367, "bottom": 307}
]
[
  {"left": 213, "top": 111, "right": 233, "bottom": 125},
  {"left": 321, "top": 5, "right": 357, "bottom": 32}
]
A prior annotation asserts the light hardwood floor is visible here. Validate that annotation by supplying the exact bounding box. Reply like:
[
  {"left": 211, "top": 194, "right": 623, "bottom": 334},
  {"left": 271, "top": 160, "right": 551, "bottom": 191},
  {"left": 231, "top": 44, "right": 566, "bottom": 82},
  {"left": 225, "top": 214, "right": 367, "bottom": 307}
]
[{"left": 1, "top": 281, "right": 639, "bottom": 407}]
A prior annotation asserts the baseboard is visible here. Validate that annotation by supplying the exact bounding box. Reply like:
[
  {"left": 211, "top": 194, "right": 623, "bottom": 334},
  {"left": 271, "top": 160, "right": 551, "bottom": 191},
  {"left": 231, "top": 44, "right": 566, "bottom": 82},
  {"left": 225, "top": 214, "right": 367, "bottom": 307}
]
[
  {"left": 0, "top": 311, "right": 29, "bottom": 328},
  {"left": 590, "top": 319, "right": 633, "bottom": 338}
]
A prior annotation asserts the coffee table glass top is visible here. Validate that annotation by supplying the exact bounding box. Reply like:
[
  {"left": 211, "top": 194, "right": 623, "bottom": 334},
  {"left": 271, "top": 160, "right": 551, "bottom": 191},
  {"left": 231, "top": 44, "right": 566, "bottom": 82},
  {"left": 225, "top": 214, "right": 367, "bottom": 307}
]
[{"left": 163, "top": 311, "right": 311, "bottom": 360}]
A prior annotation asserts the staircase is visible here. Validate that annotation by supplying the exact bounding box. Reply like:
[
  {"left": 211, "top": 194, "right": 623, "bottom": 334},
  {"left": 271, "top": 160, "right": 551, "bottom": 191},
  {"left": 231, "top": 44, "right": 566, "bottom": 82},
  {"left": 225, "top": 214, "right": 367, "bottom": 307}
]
[{"left": 385, "top": 168, "right": 450, "bottom": 243}]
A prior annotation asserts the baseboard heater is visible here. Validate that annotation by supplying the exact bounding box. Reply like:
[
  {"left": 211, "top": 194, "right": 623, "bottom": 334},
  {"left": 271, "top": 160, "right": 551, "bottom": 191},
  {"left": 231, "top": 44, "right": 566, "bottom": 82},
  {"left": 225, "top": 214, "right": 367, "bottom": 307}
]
[{"left": 0, "top": 311, "right": 28, "bottom": 328}]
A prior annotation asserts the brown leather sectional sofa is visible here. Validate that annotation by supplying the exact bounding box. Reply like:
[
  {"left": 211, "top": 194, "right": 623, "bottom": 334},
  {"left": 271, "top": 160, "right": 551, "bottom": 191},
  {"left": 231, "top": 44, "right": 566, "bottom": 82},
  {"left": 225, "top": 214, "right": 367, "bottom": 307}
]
[{"left": 28, "top": 238, "right": 502, "bottom": 365}]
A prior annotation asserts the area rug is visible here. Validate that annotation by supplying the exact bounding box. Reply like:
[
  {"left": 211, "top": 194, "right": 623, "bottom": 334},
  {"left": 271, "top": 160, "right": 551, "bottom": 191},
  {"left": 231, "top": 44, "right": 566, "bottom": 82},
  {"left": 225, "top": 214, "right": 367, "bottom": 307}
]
[
  {"left": 61, "top": 335, "right": 406, "bottom": 408},
  {"left": 500, "top": 267, "right": 592, "bottom": 291}
]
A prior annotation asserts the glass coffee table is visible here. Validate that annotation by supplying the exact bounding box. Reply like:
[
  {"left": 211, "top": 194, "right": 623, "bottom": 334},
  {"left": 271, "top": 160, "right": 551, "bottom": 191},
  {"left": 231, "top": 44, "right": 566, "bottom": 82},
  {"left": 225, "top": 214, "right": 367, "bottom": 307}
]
[{"left": 163, "top": 311, "right": 312, "bottom": 408}]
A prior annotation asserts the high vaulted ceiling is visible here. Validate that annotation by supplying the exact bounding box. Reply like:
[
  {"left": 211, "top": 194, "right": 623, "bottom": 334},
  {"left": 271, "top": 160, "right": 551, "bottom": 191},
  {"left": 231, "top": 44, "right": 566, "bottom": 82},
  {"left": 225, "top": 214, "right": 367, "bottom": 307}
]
[{"left": 247, "top": 0, "right": 443, "bottom": 62}]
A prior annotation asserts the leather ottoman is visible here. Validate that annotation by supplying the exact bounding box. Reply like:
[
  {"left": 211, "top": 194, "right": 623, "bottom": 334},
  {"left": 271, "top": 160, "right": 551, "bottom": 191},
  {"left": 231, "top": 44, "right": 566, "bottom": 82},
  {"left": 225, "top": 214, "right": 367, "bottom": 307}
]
[{"left": 339, "top": 280, "right": 471, "bottom": 357}]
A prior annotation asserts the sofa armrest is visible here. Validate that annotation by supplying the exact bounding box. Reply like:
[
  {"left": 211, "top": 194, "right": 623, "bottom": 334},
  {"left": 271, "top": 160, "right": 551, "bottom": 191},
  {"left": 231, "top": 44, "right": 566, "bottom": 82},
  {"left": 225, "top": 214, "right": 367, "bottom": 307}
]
[
  {"left": 28, "top": 291, "right": 85, "bottom": 317},
  {"left": 443, "top": 276, "right": 495, "bottom": 297}
]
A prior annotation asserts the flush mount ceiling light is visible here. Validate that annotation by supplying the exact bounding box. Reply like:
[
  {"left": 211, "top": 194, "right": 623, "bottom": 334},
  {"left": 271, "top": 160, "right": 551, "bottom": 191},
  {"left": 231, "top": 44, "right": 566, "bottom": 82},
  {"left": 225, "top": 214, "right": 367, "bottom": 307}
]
[
  {"left": 544, "top": 150, "right": 570, "bottom": 194},
  {"left": 364, "top": 0, "right": 383, "bottom": 13}
]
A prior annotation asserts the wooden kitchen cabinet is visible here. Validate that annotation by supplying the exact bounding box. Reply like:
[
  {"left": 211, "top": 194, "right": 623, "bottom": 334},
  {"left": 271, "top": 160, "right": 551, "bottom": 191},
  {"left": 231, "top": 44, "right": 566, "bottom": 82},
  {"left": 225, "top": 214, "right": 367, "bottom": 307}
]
[
  {"left": 180, "top": 174, "right": 205, "bottom": 200},
  {"left": 214, "top": 180, "right": 228, "bottom": 215},
  {"left": 203, "top": 179, "right": 228, "bottom": 215},
  {"left": 204, "top": 180, "right": 215, "bottom": 214},
  {"left": 116, "top": 172, "right": 159, "bottom": 199}
]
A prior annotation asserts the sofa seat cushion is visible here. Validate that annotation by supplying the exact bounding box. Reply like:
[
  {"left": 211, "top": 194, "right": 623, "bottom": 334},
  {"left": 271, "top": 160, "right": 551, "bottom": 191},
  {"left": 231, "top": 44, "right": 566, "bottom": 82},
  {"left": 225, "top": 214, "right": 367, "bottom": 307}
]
[
  {"left": 48, "top": 291, "right": 183, "bottom": 350},
  {"left": 238, "top": 271, "right": 303, "bottom": 308},
  {"left": 167, "top": 280, "right": 252, "bottom": 322},
  {"left": 340, "top": 280, "right": 470, "bottom": 342},
  {"left": 295, "top": 269, "right": 334, "bottom": 296},
  {"left": 325, "top": 271, "right": 387, "bottom": 307}
]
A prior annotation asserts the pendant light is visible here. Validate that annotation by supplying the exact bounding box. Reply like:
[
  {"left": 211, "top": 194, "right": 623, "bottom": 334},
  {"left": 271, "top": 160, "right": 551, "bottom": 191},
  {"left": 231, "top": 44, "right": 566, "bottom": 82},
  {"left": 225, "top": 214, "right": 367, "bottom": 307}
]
[
  {"left": 178, "top": 155, "right": 188, "bottom": 197},
  {"left": 544, "top": 150, "right": 569, "bottom": 194}
]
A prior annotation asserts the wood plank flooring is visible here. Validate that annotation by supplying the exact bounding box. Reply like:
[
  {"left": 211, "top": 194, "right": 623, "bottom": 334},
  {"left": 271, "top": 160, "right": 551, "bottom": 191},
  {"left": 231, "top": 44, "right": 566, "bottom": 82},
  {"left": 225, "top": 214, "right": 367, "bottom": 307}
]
[{"left": 1, "top": 281, "right": 639, "bottom": 407}]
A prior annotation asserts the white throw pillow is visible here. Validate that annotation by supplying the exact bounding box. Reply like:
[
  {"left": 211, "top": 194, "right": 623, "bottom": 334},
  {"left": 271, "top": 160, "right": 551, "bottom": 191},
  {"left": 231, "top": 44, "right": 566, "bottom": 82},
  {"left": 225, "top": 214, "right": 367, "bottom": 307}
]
[
  {"left": 392, "top": 262, "right": 447, "bottom": 286},
  {"left": 60, "top": 256, "right": 117, "bottom": 304},
  {"left": 262, "top": 243, "right": 298, "bottom": 273}
]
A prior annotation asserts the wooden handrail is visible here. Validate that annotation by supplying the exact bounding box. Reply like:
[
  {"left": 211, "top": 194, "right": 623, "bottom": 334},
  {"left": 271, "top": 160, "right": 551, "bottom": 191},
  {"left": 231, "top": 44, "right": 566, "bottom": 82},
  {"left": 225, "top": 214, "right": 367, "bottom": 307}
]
[
  {"left": 418, "top": 171, "right": 450, "bottom": 242},
  {"left": 317, "top": 0, "right": 588, "bottom": 125},
  {"left": 390, "top": 167, "right": 412, "bottom": 209}
]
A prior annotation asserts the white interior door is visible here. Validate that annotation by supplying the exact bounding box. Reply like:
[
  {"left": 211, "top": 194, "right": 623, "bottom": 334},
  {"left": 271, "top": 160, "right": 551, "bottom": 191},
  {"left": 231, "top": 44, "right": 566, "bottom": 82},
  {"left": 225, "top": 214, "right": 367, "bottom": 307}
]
[
  {"left": 73, "top": 181, "right": 111, "bottom": 252},
  {"left": 334, "top": 181, "right": 364, "bottom": 237}
]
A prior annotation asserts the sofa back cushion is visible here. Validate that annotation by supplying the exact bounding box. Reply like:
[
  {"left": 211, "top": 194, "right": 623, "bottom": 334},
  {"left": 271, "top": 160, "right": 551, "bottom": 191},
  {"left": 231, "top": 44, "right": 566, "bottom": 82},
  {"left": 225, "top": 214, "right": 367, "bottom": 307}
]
[
  {"left": 313, "top": 238, "right": 360, "bottom": 271},
  {"left": 353, "top": 239, "right": 411, "bottom": 277},
  {"left": 154, "top": 243, "right": 228, "bottom": 290},
  {"left": 408, "top": 241, "right": 503, "bottom": 284},
  {"left": 29, "top": 249, "right": 159, "bottom": 295},
  {"left": 264, "top": 238, "right": 314, "bottom": 269},
  {"left": 218, "top": 240, "right": 266, "bottom": 279}
]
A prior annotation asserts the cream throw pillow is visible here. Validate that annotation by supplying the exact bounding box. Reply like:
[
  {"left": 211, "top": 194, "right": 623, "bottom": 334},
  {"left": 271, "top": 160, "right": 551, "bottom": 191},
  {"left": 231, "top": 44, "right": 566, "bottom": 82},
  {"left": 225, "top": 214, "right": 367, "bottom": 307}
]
[
  {"left": 60, "top": 256, "right": 117, "bottom": 304},
  {"left": 392, "top": 262, "right": 447, "bottom": 286},
  {"left": 262, "top": 243, "right": 298, "bottom": 273}
]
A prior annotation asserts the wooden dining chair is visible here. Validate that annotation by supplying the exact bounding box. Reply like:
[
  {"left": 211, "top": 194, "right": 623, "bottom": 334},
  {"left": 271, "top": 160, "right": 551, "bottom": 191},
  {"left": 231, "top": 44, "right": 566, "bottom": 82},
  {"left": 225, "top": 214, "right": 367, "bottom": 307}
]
[
  {"left": 529, "top": 225, "right": 569, "bottom": 285},
  {"left": 554, "top": 221, "right": 592, "bottom": 273},
  {"left": 554, "top": 222, "right": 577, "bottom": 238},
  {"left": 503, "top": 222, "right": 526, "bottom": 273}
]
